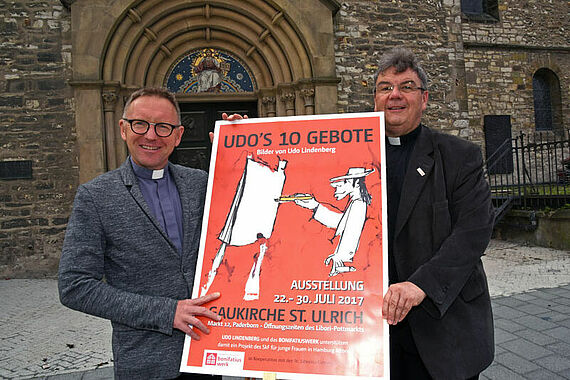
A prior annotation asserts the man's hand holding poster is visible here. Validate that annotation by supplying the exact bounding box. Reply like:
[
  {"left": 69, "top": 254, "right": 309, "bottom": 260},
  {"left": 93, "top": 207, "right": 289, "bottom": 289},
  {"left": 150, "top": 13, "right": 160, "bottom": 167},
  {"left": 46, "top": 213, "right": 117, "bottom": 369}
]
[{"left": 181, "top": 113, "right": 389, "bottom": 379}]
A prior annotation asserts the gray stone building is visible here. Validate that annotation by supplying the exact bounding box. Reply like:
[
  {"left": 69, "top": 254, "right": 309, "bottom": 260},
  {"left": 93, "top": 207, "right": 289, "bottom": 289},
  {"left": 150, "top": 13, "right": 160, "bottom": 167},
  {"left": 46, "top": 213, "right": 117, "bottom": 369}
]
[{"left": 1, "top": 0, "right": 568, "bottom": 277}]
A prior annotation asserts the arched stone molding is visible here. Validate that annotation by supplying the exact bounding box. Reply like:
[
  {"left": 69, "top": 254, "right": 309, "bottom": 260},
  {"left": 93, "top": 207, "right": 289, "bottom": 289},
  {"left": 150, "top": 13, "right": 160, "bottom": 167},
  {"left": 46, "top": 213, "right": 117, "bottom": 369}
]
[
  {"left": 69, "top": 0, "right": 340, "bottom": 181},
  {"left": 528, "top": 60, "right": 562, "bottom": 92},
  {"left": 101, "top": 1, "right": 331, "bottom": 87}
]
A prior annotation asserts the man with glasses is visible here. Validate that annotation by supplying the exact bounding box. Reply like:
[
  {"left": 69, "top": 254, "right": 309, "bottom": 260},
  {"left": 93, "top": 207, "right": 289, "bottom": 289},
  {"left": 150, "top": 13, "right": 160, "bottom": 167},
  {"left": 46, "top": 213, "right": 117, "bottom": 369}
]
[
  {"left": 375, "top": 48, "right": 494, "bottom": 379},
  {"left": 59, "top": 87, "right": 243, "bottom": 379}
]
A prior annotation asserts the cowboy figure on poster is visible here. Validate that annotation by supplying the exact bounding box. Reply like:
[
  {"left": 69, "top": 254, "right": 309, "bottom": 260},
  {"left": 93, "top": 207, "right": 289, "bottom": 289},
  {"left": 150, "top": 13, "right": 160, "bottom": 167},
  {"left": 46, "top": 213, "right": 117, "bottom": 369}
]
[{"left": 290, "top": 167, "right": 374, "bottom": 277}]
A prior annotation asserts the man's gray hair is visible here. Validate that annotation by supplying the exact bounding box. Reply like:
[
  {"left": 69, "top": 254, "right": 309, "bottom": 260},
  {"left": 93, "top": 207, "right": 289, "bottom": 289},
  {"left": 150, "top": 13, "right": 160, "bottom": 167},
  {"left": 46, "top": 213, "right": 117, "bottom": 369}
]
[
  {"left": 122, "top": 87, "right": 181, "bottom": 124},
  {"left": 373, "top": 48, "right": 428, "bottom": 91}
]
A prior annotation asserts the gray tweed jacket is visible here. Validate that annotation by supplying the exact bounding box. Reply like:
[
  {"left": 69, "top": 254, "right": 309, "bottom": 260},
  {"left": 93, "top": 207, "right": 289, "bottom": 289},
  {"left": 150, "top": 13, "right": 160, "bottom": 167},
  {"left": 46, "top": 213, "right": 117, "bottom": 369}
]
[{"left": 59, "top": 158, "right": 207, "bottom": 379}]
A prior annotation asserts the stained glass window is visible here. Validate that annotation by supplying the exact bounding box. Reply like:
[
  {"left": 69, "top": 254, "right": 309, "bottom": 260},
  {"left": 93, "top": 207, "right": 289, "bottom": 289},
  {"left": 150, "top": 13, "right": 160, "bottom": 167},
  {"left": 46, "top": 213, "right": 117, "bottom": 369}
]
[{"left": 166, "top": 48, "right": 256, "bottom": 94}]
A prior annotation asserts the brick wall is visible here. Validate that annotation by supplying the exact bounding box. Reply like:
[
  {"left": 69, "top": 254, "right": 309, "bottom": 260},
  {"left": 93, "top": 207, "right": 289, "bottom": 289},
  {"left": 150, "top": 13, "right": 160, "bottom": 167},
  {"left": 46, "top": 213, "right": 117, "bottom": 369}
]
[
  {"left": 0, "top": 0, "right": 76, "bottom": 277},
  {"left": 1, "top": 0, "right": 568, "bottom": 277}
]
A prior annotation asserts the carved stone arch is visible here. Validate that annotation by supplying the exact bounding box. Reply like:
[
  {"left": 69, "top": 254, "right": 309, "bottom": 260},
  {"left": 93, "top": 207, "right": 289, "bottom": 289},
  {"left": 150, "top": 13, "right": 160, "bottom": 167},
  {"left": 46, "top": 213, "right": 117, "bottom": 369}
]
[
  {"left": 101, "top": 0, "right": 332, "bottom": 86},
  {"left": 69, "top": 0, "right": 340, "bottom": 181}
]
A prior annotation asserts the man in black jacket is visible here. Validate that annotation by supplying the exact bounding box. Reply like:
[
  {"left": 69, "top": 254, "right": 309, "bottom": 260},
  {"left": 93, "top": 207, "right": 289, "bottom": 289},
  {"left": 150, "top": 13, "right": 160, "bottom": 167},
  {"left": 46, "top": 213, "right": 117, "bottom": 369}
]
[{"left": 376, "top": 48, "right": 495, "bottom": 380}]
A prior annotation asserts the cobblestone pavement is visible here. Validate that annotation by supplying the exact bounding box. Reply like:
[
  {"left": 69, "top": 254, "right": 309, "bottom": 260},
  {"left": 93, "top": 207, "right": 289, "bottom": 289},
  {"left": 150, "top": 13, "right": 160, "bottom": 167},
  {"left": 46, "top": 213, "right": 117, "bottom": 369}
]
[
  {"left": 482, "top": 285, "right": 570, "bottom": 379},
  {"left": 0, "top": 239, "right": 568, "bottom": 379},
  {"left": 481, "top": 240, "right": 570, "bottom": 380},
  {"left": 0, "top": 279, "right": 112, "bottom": 380},
  {"left": 483, "top": 239, "right": 570, "bottom": 298}
]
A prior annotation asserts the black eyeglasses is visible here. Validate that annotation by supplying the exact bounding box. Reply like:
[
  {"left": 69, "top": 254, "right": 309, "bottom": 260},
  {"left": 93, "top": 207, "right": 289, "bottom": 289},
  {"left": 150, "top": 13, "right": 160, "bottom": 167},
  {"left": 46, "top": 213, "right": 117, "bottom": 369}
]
[
  {"left": 122, "top": 118, "right": 179, "bottom": 137},
  {"left": 375, "top": 80, "right": 426, "bottom": 95}
]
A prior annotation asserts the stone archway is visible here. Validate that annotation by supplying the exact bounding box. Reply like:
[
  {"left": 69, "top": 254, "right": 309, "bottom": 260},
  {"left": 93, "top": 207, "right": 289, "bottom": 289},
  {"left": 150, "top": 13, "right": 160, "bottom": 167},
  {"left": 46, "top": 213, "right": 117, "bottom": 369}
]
[{"left": 68, "top": 0, "right": 340, "bottom": 182}]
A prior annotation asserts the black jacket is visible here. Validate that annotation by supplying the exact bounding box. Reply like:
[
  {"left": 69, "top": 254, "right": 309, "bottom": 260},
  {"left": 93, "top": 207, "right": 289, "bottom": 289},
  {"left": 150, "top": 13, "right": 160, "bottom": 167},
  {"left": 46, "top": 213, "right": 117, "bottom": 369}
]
[{"left": 394, "top": 125, "right": 495, "bottom": 379}]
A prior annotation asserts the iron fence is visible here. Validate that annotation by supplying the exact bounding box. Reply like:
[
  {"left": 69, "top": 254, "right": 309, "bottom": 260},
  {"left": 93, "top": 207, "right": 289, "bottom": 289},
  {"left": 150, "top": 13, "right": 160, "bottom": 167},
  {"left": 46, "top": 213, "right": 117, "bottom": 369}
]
[{"left": 483, "top": 129, "right": 569, "bottom": 220}]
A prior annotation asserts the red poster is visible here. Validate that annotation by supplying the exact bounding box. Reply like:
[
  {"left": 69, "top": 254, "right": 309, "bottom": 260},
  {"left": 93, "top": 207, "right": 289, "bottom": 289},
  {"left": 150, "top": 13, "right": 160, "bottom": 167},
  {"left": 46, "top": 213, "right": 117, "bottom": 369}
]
[{"left": 181, "top": 112, "right": 388, "bottom": 379}]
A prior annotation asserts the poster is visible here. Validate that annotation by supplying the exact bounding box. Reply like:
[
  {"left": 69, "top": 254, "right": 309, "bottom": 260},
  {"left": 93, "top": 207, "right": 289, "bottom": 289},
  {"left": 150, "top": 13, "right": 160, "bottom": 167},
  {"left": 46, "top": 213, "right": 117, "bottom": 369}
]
[{"left": 181, "top": 112, "right": 388, "bottom": 379}]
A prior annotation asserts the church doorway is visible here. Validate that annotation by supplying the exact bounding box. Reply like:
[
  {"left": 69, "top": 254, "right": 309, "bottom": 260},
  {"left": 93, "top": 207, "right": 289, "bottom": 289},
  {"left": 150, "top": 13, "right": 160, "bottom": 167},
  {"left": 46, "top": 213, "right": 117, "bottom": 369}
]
[
  {"left": 69, "top": 0, "right": 340, "bottom": 181},
  {"left": 170, "top": 101, "right": 258, "bottom": 171}
]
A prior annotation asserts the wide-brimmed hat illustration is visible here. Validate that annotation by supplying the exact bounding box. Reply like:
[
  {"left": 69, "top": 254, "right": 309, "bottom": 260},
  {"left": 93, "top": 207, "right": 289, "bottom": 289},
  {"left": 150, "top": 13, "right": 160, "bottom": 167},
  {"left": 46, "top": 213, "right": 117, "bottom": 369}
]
[{"left": 330, "top": 167, "right": 375, "bottom": 182}]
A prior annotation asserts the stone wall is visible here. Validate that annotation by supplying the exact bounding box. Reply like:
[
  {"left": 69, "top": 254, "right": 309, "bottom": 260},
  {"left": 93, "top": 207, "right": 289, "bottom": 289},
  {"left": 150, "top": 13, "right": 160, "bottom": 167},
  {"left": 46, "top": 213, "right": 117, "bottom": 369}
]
[
  {"left": 494, "top": 209, "right": 570, "bottom": 251},
  {"left": 461, "top": 0, "right": 570, "bottom": 145},
  {"left": 333, "top": 0, "right": 392, "bottom": 113},
  {"left": 333, "top": 0, "right": 569, "bottom": 147},
  {"left": 1, "top": 0, "right": 568, "bottom": 277},
  {"left": 461, "top": 0, "right": 569, "bottom": 47},
  {"left": 333, "top": 0, "right": 465, "bottom": 135},
  {"left": 0, "top": 0, "right": 76, "bottom": 277},
  {"left": 463, "top": 48, "right": 570, "bottom": 145}
]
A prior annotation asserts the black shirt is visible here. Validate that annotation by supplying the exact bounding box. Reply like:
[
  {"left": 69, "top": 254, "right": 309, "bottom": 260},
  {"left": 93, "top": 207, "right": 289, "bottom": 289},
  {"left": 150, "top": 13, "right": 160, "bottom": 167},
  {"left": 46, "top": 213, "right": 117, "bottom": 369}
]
[{"left": 386, "top": 125, "right": 422, "bottom": 284}]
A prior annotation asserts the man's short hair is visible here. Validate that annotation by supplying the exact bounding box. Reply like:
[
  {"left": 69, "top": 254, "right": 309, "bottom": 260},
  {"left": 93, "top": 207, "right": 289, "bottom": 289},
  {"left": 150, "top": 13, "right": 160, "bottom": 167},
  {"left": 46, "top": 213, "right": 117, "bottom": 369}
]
[
  {"left": 122, "top": 87, "right": 181, "bottom": 124},
  {"left": 373, "top": 48, "right": 428, "bottom": 91}
]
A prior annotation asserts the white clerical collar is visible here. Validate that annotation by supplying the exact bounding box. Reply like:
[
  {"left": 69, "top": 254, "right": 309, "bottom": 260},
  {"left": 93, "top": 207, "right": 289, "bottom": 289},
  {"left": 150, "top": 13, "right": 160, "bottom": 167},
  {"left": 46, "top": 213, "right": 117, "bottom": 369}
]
[
  {"left": 130, "top": 157, "right": 166, "bottom": 180},
  {"left": 387, "top": 136, "right": 401, "bottom": 146},
  {"left": 152, "top": 169, "right": 164, "bottom": 179}
]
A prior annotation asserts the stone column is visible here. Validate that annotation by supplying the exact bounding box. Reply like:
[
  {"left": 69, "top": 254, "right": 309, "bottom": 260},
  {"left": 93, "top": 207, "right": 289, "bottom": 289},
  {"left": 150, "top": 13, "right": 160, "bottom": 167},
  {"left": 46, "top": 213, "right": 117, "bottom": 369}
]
[
  {"left": 102, "top": 90, "right": 118, "bottom": 170},
  {"left": 280, "top": 92, "right": 296, "bottom": 116},
  {"left": 301, "top": 88, "right": 315, "bottom": 115},
  {"left": 262, "top": 96, "right": 276, "bottom": 117},
  {"left": 70, "top": 85, "right": 106, "bottom": 183}
]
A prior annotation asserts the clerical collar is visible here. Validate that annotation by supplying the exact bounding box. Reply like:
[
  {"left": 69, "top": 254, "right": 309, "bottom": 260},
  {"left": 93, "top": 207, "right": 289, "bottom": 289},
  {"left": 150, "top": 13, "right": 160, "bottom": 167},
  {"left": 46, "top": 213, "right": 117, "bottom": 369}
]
[
  {"left": 387, "top": 137, "right": 401, "bottom": 146},
  {"left": 130, "top": 157, "right": 167, "bottom": 180},
  {"left": 386, "top": 125, "right": 421, "bottom": 146}
]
